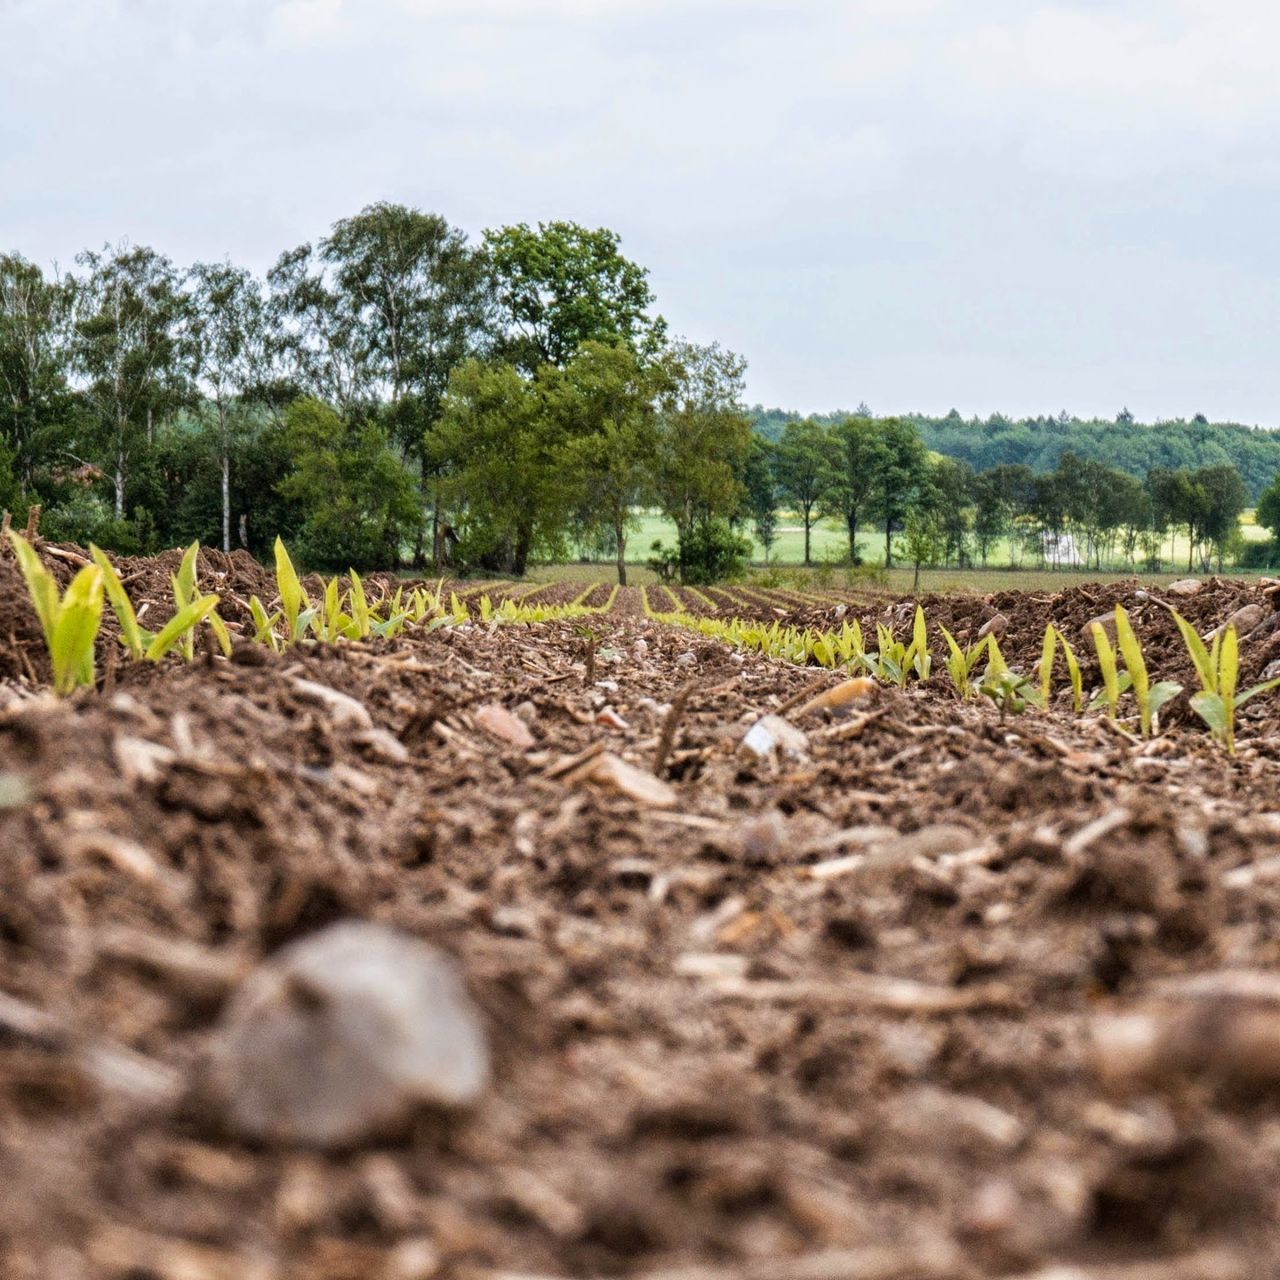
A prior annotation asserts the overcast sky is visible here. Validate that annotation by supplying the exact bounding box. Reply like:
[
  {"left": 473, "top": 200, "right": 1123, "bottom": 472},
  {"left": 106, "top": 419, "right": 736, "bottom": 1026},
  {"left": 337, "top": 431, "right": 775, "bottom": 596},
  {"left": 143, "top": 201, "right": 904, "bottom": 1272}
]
[{"left": 3, "top": 0, "right": 1278, "bottom": 423}]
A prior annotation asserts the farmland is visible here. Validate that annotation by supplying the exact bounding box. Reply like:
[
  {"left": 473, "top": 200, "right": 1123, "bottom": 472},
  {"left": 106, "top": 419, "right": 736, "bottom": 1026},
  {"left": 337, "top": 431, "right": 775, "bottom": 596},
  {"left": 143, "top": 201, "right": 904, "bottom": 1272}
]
[{"left": 5, "top": 533, "right": 1280, "bottom": 1276}]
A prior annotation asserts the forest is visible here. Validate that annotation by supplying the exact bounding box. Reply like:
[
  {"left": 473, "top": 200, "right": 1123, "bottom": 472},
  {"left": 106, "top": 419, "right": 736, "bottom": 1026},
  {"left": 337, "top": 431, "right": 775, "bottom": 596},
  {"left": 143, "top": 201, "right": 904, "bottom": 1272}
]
[{"left": 4, "top": 201, "right": 1280, "bottom": 583}]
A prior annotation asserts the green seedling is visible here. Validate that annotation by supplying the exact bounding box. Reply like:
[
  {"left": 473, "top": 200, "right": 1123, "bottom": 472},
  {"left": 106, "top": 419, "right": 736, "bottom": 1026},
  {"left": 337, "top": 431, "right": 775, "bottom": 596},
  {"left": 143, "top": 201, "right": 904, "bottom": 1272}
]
[
  {"left": 1089, "top": 621, "right": 1132, "bottom": 718},
  {"left": 8, "top": 531, "right": 103, "bottom": 695},
  {"left": 1114, "top": 604, "right": 1181, "bottom": 738},
  {"left": 1173, "top": 613, "right": 1280, "bottom": 755},
  {"left": 90, "top": 543, "right": 146, "bottom": 660},
  {"left": 249, "top": 595, "right": 283, "bottom": 652},
  {"left": 170, "top": 541, "right": 231, "bottom": 659},
  {"left": 910, "top": 605, "right": 931, "bottom": 681},
  {"left": 940, "top": 626, "right": 989, "bottom": 701},
  {"left": 274, "top": 537, "right": 316, "bottom": 646},
  {"left": 1038, "top": 624, "right": 1085, "bottom": 714}
]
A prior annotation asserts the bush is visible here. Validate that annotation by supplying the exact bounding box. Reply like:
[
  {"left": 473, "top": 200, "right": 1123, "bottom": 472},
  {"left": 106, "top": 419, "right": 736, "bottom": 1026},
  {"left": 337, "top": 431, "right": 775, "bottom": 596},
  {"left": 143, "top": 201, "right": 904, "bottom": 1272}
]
[
  {"left": 677, "top": 518, "right": 751, "bottom": 584},
  {"left": 40, "top": 492, "right": 148, "bottom": 554},
  {"left": 1237, "top": 539, "right": 1279, "bottom": 571}
]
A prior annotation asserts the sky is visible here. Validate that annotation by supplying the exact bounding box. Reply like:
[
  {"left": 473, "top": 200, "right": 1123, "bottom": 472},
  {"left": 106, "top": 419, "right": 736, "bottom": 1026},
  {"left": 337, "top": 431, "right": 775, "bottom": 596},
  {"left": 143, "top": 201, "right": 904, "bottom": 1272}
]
[{"left": 3, "top": 0, "right": 1279, "bottom": 424}]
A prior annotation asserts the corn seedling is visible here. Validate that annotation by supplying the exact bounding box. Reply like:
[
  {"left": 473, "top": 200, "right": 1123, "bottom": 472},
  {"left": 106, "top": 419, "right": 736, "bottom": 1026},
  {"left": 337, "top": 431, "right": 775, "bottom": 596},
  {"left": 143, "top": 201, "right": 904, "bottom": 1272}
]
[
  {"left": 940, "top": 626, "right": 989, "bottom": 701},
  {"left": 7, "top": 532, "right": 104, "bottom": 695},
  {"left": 1088, "top": 620, "right": 1132, "bottom": 718},
  {"left": 249, "top": 595, "right": 283, "bottom": 652},
  {"left": 274, "top": 537, "right": 316, "bottom": 646},
  {"left": 170, "top": 542, "right": 232, "bottom": 659},
  {"left": 910, "top": 606, "right": 931, "bottom": 681},
  {"left": 90, "top": 543, "right": 146, "bottom": 660},
  {"left": 1114, "top": 605, "right": 1181, "bottom": 738},
  {"left": 1172, "top": 611, "right": 1280, "bottom": 754},
  {"left": 1038, "top": 624, "right": 1084, "bottom": 714}
]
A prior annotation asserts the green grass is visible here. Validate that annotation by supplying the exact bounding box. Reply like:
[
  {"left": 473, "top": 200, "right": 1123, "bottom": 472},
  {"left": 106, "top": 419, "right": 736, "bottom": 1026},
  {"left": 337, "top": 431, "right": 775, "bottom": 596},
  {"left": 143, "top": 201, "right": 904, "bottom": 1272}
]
[{"left": 627, "top": 509, "right": 1267, "bottom": 572}]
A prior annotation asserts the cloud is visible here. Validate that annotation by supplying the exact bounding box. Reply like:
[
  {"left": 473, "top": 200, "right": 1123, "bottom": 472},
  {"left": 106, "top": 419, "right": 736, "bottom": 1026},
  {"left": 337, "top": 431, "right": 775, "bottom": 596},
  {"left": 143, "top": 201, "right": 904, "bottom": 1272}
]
[{"left": 3, "top": 0, "right": 1280, "bottom": 420}]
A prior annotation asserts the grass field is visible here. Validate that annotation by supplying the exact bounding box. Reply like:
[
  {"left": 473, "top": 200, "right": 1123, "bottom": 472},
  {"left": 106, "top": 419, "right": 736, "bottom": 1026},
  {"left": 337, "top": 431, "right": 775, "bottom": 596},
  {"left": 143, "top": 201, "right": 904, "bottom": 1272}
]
[
  {"left": 623, "top": 510, "right": 1269, "bottom": 570},
  {"left": 527, "top": 562, "right": 1245, "bottom": 593}
]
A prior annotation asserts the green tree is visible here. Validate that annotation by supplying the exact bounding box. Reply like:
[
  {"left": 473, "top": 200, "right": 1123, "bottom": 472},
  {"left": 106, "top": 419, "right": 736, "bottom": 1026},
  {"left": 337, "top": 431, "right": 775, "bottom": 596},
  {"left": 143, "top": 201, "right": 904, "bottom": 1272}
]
[
  {"left": 433, "top": 360, "right": 568, "bottom": 575},
  {"left": 549, "top": 342, "right": 657, "bottom": 585},
  {"left": 70, "top": 244, "right": 192, "bottom": 518},
  {"left": 1256, "top": 473, "right": 1280, "bottom": 547},
  {"left": 870, "top": 417, "right": 928, "bottom": 568},
  {"left": 277, "top": 398, "right": 418, "bottom": 570},
  {"left": 187, "top": 261, "right": 267, "bottom": 550},
  {"left": 485, "top": 221, "right": 665, "bottom": 374},
  {"left": 776, "top": 418, "right": 828, "bottom": 566},
  {"left": 742, "top": 433, "right": 779, "bottom": 558},
  {"left": 651, "top": 340, "right": 751, "bottom": 542},
  {"left": 319, "top": 204, "right": 493, "bottom": 562},
  {"left": 0, "top": 254, "right": 72, "bottom": 487},
  {"left": 931, "top": 456, "right": 973, "bottom": 566},
  {"left": 819, "top": 414, "right": 882, "bottom": 563}
]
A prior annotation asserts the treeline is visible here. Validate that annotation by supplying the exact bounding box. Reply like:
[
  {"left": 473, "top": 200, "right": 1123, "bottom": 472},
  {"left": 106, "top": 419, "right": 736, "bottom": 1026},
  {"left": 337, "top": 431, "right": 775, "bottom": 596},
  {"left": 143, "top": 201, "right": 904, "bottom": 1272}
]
[
  {"left": 0, "top": 206, "right": 750, "bottom": 580},
  {"left": 751, "top": 406, "right": 1280, "bottom": 502},
  {"left": 754, "top": 416, "right": 1253, "bottom": 576}
]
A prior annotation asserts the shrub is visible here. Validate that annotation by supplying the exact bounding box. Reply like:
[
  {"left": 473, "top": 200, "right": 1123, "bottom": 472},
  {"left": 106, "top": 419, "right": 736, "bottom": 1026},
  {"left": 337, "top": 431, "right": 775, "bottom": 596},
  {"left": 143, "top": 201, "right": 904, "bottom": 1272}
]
[{"left": 677, "top": 518, "right": 752, "bottom": 584}]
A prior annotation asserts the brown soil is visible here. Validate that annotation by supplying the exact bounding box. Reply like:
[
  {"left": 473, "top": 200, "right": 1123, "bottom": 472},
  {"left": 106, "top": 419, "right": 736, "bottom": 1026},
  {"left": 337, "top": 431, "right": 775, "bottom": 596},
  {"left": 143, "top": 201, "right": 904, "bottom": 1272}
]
[{"left": 3, "top": 550, "right": 1280, "bottom": 1277}]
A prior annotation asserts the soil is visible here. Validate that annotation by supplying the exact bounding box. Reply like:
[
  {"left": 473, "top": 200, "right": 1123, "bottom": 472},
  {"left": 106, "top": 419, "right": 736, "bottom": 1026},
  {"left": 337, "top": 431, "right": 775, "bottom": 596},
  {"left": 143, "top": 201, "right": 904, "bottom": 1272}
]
[{"left": 3, "top": 548, "right": 1280, "bottom": 1278}]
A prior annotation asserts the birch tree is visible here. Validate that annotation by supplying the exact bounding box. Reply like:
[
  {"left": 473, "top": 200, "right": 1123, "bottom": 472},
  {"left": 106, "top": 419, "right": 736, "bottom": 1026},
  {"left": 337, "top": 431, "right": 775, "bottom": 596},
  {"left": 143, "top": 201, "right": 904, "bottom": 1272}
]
[
  {"left": 187, "top": 261, "right": 267, "bottom": 551},
  {"left": 70, "top": 244, "right": 189, "bottom": 518}
]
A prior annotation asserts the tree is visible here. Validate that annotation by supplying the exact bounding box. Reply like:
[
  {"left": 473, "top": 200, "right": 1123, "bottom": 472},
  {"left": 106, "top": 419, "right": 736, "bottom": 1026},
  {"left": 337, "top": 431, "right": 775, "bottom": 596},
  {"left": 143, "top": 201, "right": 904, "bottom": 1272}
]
[
  {"left": 433, "top": 359, "right": 569, "bottom": 575},
  {"left": 1196, "top": 463, "right": 1248, "bottom": 572},
  {"left": 484, "top": 221, "right": 665, "bottom": 374},
  {"left": 276, "top": 398, "right": 418, "bottom": 570},
  {"left": 69, "top": 244, "right": 191, "bottom": 518},
  {"left": 819, "top": 415, "right": 882, "bottom": 563},
  {"left": 318, "top": 204, "right": 493, "bottom": 562},
  {"left": 776, "top": 419, "right": 828, "bottom": 565},
  {"left": 0, "top": 254, "right": 72, "bottom": 486},
  {"left": 931, "top": 456, "right": 973, "bottom": 566},
  {"left": 906, "top": 504, "right": 947, "bottom": 593},
  {"left": 187, "top": 261, "right": 267, "bottom": 550},
  {"left": 548, "top": 342, "right": 657, "bottom": 585},
  {"left": 1256, "top": 473, "right": 1280, "bottom": 546},
  {"left": 870, "top": 417, "right": 928, "bottom": 568},
  {"left": 651, "top": 340, "right": 751, "bottom": 543},
  {"left": 742, "top": 434, "right": 779, "bottom": 558}
]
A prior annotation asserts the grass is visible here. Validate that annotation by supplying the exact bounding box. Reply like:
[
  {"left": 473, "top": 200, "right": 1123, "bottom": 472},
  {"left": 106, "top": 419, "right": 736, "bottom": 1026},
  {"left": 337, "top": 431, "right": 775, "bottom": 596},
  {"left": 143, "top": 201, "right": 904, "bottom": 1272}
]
[{"left": 627, "top": 510, "right": 1268, "bottom": 569}]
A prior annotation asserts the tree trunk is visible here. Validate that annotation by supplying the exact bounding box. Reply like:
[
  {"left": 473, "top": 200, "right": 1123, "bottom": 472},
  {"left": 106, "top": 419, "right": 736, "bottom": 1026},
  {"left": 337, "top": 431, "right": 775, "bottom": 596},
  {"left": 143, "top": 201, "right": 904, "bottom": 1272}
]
[
  {"left": 884, "top": 518, "right": 893, "bottom": 569},
  {"left": 803, "top": 507, "right": 812, "bottom": 566},
  {"left": 114, "top": 449, "right": 125, "bottom": 521},
  {"left": 221, "top": 445, "right": 231, "bottom": 554},
  {"left": 913, "top": 559, "right": 921, "bottom": 591},
  {"left": 846, "top": 512, "right": 858, "bottom": 562},
  {"left": 513, "top": 523, "right": 533, "bottom": 578},
  {"left": 615, "top": 517, "right": 627, "bottom": 586}
]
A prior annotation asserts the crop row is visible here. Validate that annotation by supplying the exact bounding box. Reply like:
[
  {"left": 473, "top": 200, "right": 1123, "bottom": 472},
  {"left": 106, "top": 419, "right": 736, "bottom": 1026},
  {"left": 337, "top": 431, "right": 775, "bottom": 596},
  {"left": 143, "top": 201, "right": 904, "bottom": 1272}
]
[
  {"left": 5, "top": 533, "right": 620, "bottom": 694},
  {"left": 642, "top": 585, "right": 1277, "bottom": 755}
]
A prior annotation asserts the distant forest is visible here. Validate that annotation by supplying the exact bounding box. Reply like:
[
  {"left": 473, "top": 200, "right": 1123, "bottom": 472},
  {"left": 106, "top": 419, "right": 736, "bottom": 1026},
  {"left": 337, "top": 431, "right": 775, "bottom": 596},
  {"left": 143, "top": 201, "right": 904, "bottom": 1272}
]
[{"left": 749, "top": 407, "right": 1280, "bottom": 502}]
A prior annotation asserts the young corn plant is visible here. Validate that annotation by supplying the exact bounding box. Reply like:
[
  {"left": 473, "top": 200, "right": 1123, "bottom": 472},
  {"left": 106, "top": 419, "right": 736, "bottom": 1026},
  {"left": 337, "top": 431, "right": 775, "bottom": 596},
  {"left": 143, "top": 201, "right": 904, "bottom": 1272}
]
[
  {"left": 940, "top": 626, "right": 989, "bottom": 701},
  {"left": 274, "top": 537, "right": 317, "bottom": 647},
  {"left": 1038, "top": 624, "right": 1085, "bottom": 714},
  {"left": 1172, "top": 611, "right": 1280, "bottom": 754},
  {"left": 978, "top": 636, "right": 1043, "bottom": 721},
  {"left": 1088, "top": 620, "right": 1132, "bottom": 719},
  {"left": 1114, "top": 605, "right": 1181, "bottom": 738},
  {"left": 171, "top": 541, "right": 232, "bottom": 659},
  {"left": 8, "top": 532, "right": 104, "bottom": 695},
  {"left": 91, "top": 543, "right": 221, "bottom": 664}
]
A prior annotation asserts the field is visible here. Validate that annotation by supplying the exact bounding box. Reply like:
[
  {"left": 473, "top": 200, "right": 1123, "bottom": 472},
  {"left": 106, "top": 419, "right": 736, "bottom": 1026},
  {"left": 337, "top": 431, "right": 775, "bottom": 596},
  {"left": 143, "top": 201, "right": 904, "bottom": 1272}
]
[
  {"left": 5, "top": 539, "right": 1280, "bottom": 1275},
  {"left": 626, "top": 509, "right": 1272, "bottom": 569}
]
